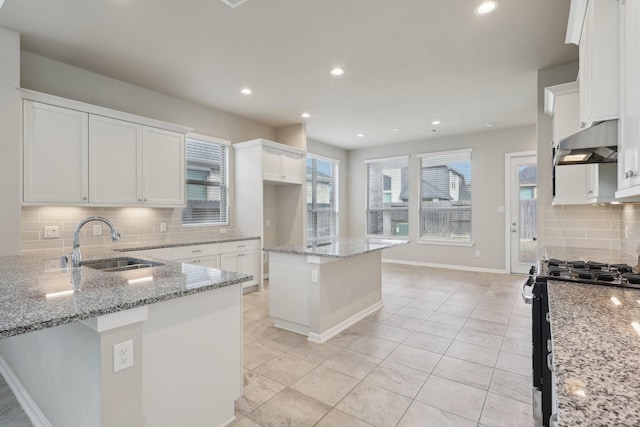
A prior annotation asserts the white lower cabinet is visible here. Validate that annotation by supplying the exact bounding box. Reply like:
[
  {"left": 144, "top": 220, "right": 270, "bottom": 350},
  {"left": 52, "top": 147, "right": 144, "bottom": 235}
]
[
  {"left": 126, "top": 239, "right": 261, "bottom": 290},
  {"left": 221, "top": 240, "right": 260, "bottom": 289}
]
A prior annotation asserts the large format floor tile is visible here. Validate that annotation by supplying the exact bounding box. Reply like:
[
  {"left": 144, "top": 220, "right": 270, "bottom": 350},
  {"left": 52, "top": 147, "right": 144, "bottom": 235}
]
[{"left": 232, "top": 265, "right": 535, "bottom": 427}]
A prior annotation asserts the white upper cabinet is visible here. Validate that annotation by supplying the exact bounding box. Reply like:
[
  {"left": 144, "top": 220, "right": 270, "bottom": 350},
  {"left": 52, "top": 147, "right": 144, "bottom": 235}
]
[
  {"left": 89, "top": 115, "right": 142, "bottom": 204},
  {"left": 142, "top": 127, "right": 185, "bottom": 206},
  {"left": 570, "top": 0, "right": 619, "bottom": 128},
  {"left": 261, "top": 145, "right": 304, "bottom": 184},
  {"left": 616, "top": 0, "right": 640, "bottom": 197},
  {"left": 22, "top": 90, "right": 189, "bottom": 206},
  {"left": 23, "top": 101, "right": 89, "bottom": 203}
]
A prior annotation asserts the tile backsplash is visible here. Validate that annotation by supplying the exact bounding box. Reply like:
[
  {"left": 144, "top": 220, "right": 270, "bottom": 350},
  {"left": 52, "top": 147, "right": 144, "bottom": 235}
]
[
  {"left": 621, "top": 203, "right": 640, "bottom": 257},
  {"left": 544, "top": 204, "right": 621, "bottom": 250},
  {"left": 21, "top": 206, "right": 236, "bottom": 251}
]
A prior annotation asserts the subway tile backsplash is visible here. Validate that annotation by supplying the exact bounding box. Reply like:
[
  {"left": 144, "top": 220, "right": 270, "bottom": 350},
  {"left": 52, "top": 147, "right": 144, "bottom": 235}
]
[
  {"left": 21, "top": 206, "right": 236, "bottom": 251},
  {"left": 545, "top": 204, "right": 621, "bottom": 250},
  {"left": 621, "top": 203, "right": 640, "bottom": 257}
]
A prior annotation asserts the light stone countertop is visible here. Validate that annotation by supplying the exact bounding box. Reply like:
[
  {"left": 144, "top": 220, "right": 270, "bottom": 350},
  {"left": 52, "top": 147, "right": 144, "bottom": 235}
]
[
  {"left": 263, "top": 237, "right": 407, "bottom": 259},
  {"left": 0, "top": 237, "right": 259, "bottom": 339},
  {"left": 111, "top": 235, "right": 260, "bottom": 252},
  {"left": 548, "top": 280, "right": 640, "bottom": 426}
]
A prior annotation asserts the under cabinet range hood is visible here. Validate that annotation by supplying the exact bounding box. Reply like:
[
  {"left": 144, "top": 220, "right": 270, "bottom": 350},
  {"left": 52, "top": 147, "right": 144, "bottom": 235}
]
[{"left": 553, "top": 119, "right": 618, "bottom": 166}]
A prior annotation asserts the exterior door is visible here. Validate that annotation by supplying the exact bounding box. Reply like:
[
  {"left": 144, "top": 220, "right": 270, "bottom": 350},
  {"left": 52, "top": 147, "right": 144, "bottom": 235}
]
[{"left": 508, "top": 152, "right": 537, "bottom": 274}]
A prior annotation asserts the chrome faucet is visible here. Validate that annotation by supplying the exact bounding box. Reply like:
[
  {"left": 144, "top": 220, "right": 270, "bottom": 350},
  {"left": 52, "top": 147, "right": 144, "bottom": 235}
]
[{"left": 71, "top": 216, "right": 121, "bottom": 267}]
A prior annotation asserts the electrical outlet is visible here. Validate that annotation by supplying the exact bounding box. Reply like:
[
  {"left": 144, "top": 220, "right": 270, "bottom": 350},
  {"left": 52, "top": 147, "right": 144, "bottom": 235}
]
[
  {"left": 219, "top": 228, "right": 227, "bottom": 234},
  {"left": 113, "top": 340, "right": 134, "bottom": 373},
  {"left": 44, "top": 226, "right": 59, "bottom": 239},
  {"left": 92, "top": 225, "right": 102, "bottom": 236},
  {"left": 266, "top": 219, "right": 271, "bottom": 227},
  {"left": 311, "top": 270, "right": 318, "bottom": 283},
  {"left": 475, "top": 251, "right": 481, "bottom": 258},
  {"left": 159, "top": 222, "right": 167, "bottom": 232}
]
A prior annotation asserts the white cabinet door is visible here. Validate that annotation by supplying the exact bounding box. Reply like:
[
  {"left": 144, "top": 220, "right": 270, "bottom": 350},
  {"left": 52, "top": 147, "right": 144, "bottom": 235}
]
[
  {"left": 262, "top": 147, "right": 283, "bottom": 182},
  {"left": 23, "top": 101, "right": 89, "bottom": 203},
  {"left": 554, "top": 165, "right": 589, "bottom": 205},
  {"left": 579, "top": 0, "right": 619, "bottom": 128},
  {"left": 617, "top": 0, "right": 640, "bottom": 194},
  {"left": 281, "top": 151, "right": 303, "bottom": 184},
  {"left": 142, "top": 127, "right": 185, "bottom": 206},
  {"left": 221, "top": 250, "right": 259, "bottom": 288},
  {"left": 89, "top": 115, "right": 142, "bottom": 204},
  {"left": 198, "top": 255, "right": 221, "bottom": 269},
  {"left": 241, "top": 250, "right": 259, "bottom": 287}
]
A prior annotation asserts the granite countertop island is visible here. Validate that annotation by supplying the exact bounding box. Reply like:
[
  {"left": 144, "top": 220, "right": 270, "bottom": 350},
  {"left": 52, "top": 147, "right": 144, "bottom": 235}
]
[
  {"left": 548, "top": 280, "right": 640, "bottom": 426},
  {"left": 0, "top": 236, "right": 259, "bottom": 339},
  {"left": 263, "top": 236, "right": 407, "bottom": 258}
]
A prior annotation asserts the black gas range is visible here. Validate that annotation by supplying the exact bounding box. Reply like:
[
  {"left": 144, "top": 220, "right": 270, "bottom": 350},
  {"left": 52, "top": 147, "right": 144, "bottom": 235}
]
[{"left": 522, "top": 257, "right": 640, "bottom": 427}]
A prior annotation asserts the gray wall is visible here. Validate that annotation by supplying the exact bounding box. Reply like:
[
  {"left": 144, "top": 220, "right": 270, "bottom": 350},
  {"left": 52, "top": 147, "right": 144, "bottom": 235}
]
[
  {"left": 307, "top": 138, "right": 350, "bottom": 236},
  {"left": 0, "top": 27, "right": 21, "bottom": 256},
  {"left": 20, "top": 51, "right": 275, "bottom": 143},
  {"left": 347, "top": 126, "right": 536, "bottom": 271}
]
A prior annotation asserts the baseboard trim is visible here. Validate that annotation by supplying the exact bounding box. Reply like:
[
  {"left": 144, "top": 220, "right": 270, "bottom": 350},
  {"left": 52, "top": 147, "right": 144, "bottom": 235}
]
[
  {"left": 382, "top": 258, "right": 506, "bottom": 274},
  {"left": 0, "top": 355, "right": 52, "bottom": 427},
  {"left": 307, "top": 301, "right": 384, "bottom": 344}
]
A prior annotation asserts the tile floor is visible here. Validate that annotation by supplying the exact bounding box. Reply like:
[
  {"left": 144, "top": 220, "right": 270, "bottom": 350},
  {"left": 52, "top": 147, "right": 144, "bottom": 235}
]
[{"left": 233, "top": 264, "right": 533, "bottom": 427}]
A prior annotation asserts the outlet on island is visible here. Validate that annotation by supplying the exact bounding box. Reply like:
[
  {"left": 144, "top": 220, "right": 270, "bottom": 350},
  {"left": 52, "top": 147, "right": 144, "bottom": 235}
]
[{"left": 113, "top": 339, "right": 134, "bottom": 373}]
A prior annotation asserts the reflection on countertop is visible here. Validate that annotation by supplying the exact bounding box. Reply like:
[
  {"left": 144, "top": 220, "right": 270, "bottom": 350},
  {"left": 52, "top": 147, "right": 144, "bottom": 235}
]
[
  {"left": 263, "top": 236, "right": 408, "bottom": 259},
  {"left": 0, "top": 241, "right": 254, "bottom": 339}
]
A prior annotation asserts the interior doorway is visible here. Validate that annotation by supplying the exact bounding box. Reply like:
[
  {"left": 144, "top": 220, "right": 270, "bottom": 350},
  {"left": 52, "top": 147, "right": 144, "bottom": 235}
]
[{"left": 506, "top": 152, "right": 537, "bottom": 274}]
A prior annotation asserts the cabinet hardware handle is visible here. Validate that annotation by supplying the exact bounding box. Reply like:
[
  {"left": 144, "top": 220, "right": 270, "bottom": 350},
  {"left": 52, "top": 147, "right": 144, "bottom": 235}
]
[
  {"left": 83, "top": 196, "right": 87, "bottom": 201},
  {"left": 143, "top": 198, "right": 147, "bottom": 202},
  {"left": 547, "top": 353, "right": 554, "bottom": 372},
  {"left": 138, "top": 198, "right": 142, "bottom": 202},
  {"left": 587, "top": 190, "right": 593, "bottom": 194},
  {"left": 192, "top": 249, "right": 203, "bottom": 253},
  {"left": 237, "top": 245, "right": 246, "bottom": 248}
]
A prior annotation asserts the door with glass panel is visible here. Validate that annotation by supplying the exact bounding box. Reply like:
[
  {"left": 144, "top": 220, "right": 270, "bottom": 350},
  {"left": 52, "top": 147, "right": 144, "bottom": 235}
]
[{"left": 509, "top": 153, "right": 537, "bottom": 274}]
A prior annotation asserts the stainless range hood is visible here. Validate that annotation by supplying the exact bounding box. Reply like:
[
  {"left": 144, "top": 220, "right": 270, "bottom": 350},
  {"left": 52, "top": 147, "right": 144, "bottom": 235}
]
[{"left": 553, "top": 119, "right": 618, "bottom": 166}]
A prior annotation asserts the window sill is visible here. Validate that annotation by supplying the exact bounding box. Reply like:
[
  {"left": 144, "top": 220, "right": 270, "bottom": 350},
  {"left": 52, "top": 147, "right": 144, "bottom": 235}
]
[
  {"left": 417, "top": 239, "right": 473, "bottom": 247},
  {"left": 366, "top": 235, "right": 410, "bottom": 242}
]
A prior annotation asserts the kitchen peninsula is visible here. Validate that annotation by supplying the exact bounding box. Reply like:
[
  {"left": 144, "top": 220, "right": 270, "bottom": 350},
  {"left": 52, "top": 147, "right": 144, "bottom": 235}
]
[
  {"left": 0, "top": 244, "right": 252, "bottom": 427},
  {"left": 264, "top": 237, "right": 407, "bottom": 343}
]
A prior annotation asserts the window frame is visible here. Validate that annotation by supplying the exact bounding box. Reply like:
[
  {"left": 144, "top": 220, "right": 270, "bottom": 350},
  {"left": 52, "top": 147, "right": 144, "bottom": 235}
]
[
  {"left": 306, "top": 153, "right": 339, "bottom": 241},
  {"left": 417, "top": 148, "right": 473, "bottom": 247},
  {"left": 181, "top": 133, "right": 230, "bottom": 227},
  {"left": 364, "top": 155, "right": 410, "bottom": 240}
]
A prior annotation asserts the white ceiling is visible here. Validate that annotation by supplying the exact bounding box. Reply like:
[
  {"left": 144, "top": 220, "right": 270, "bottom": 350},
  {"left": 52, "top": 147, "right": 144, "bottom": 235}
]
[{"left": 0, "top": 0, "right": 577, "bottom": 149}]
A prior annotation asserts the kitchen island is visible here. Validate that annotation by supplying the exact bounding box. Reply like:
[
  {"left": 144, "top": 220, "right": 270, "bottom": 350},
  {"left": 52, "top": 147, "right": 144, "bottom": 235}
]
[
  {"left": 0, "top": 246, "right": 252, "bottom": 427},
  {"left": 264, "top": 237, "right": 406, "bottom": 343},
  {"left": 548, "top": 279, "right": 640, "bottom": 426}
]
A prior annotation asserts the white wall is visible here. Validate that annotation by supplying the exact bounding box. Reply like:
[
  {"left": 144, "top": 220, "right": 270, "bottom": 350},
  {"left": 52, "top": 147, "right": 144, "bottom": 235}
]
[
  {"left": 307, "top": 138, "right": 349, "bottom": 236},
  {"left": 347, "top": 126, "right": 536, "bottom": 271},
  {"left": 0, "top": 27, "right": 21, "bottom": 256}
]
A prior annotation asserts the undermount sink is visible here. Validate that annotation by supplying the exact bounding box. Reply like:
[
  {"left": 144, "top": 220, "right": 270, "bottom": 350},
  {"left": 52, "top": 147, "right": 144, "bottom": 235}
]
[{"left": 82, "top": 257, "right": 163, "bottom": 272}]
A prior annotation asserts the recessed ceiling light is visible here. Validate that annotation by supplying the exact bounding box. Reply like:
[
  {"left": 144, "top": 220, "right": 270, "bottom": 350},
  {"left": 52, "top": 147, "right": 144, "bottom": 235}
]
[
  {"left": 330, "top": 67, "right": 345, "bottom": 77},
  {"left": 240, "top": 88, "right": 252, "bottom": 95},
  {"left": 431, "top": 120, "right": 441, "bottom": 125},
  {"left": 391, "top": 128, "right": 399, "bottom": 132},
  {"left": 357, "top": 133, "right": 364, "bottom": 138},
  {"left": 475, "top": 1, "right": 499, "bottom": 15},
  {"left": 301, "top": 112, "right": 311, "bottom": 118},
  {"left": 486, "top": 122, "right": 496, "bottom": 127}
]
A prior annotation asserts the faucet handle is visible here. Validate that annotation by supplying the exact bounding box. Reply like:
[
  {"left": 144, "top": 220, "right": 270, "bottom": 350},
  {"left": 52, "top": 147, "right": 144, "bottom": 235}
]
[{"left": 111, "top": 230, "right": 121, "bottom": 241}]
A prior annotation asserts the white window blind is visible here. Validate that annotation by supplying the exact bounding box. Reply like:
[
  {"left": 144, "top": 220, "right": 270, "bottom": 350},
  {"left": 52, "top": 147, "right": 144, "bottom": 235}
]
[
  {"left": 306, "top": 155, "right": 338, "bottom": 240},
  {"left": 418, "top": 149, "right": 472, "bottom": 241},
  {"left": 366, "top": 156, "right": 409, "bottom": 237},
  {"left": 182, "top": 136, "right": 229, "bottom": 226}
]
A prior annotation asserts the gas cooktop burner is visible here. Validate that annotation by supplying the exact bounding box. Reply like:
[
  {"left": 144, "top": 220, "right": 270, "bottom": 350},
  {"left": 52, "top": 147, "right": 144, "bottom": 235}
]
[{"left": 539, "top": 258, "right": 639, "bottom": 289}]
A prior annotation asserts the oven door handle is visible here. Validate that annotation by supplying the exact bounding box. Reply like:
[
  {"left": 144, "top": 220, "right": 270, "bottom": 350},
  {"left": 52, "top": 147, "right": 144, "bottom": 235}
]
[{"left": 521, "top": 276, "right": 534, "bottom": 304}]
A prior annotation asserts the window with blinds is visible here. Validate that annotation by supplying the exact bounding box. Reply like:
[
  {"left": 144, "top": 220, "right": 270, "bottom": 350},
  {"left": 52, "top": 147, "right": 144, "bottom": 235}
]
[
  {"left": 306, "top": 155, "right": 338, "bottom": 240},
  {"left": 418, "top": 149, "right": 472, "bottom": 242},
  {"left": 366, "top": 156, "right": 409, "bottom": 237},
  {"left": 181, "top": 136, "right": 229, "bottom": 226}
]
